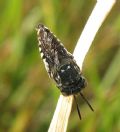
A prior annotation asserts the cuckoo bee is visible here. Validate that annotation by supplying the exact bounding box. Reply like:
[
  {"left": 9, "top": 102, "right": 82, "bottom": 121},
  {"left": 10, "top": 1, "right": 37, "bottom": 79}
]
[{"left": 36, "top": 24, "right": 94, "bottom": 119}]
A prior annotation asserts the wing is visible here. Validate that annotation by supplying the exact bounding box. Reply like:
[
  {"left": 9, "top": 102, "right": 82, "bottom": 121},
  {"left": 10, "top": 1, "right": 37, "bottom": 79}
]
[{"left": 36, "top": 24, "right": 73, "bottom": 78}]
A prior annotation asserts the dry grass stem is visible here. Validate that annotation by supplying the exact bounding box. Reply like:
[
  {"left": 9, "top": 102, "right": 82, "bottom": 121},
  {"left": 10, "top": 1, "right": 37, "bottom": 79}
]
[{"left": 48, "top": 1, "right": 116, "bottom": 132}]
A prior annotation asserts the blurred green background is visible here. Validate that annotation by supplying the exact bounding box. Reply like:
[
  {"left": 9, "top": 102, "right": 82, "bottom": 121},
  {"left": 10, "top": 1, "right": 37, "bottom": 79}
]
[{"left": 0, "top": 0, "right": 120, "bottom": 132}]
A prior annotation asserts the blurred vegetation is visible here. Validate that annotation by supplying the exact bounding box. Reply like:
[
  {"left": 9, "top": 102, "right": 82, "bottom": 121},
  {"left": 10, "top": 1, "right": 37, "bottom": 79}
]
[{"left": 0, "top": 0, "right": 120, "bottom": 132}]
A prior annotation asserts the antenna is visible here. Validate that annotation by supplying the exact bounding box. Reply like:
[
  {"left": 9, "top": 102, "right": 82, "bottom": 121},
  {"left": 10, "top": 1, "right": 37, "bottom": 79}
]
[
  {"left": 79, "top": 92, "right": 94, "bottom": 111},
  {"left": 74, "top": 95, "right": 81, "bottom": 120}
]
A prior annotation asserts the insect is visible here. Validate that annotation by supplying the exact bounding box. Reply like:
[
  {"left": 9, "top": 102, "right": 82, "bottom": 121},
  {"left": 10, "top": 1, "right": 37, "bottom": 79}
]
[{"left": 36, "top": 24, "right": 94, "bottom": 119}]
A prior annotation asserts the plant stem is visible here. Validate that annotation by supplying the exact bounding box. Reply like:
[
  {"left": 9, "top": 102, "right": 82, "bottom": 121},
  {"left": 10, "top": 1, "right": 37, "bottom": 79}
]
[{"left": 48, "top": 1, "right": 116, "bottom": 132}]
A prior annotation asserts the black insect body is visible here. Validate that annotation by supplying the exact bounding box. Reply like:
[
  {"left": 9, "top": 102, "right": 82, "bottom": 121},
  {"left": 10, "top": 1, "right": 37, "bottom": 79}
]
[{"left": 36, "top": 24, "right": 94, "bottom": 119}]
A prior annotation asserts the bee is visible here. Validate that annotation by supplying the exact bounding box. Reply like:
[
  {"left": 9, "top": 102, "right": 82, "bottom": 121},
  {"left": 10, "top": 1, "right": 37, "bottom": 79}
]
[{"left": 36, "top": 24, "right": 94, "bottom": 119}]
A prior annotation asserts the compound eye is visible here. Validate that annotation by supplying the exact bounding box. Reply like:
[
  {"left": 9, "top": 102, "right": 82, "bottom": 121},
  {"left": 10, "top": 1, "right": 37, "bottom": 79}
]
[
  {"left": 79, "top": 76, "right": 83, "bottom": 82},
  {"left": 79, "top": 76, "right": 87, "bottom": 88}
]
